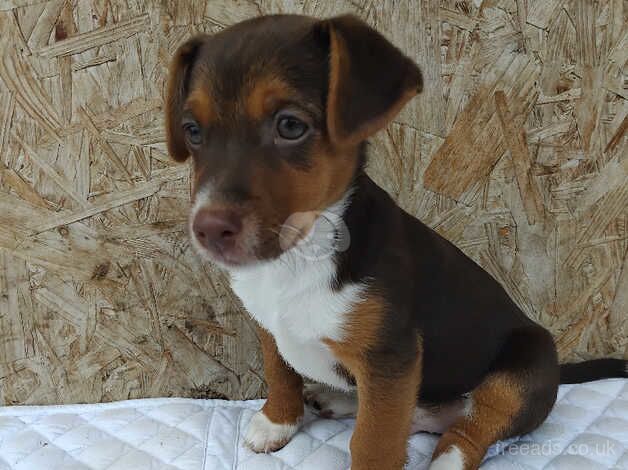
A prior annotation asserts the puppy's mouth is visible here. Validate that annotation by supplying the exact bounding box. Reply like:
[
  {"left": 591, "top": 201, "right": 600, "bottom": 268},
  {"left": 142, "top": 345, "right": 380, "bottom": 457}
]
[
  {"left": 189, "top": 220, "right": 305, "bottom": 268},
  {"left": 190, "top": 234, "right": 252, "bottom": 268},
  {"left": 189, "top": 205, "right": 349, "bottom": 268},
  {"left": 195, "top": 242, "right": 254, "bottom": 268},
  {"left": 189, "top": 208, "right": 260, "bottom": 268}
]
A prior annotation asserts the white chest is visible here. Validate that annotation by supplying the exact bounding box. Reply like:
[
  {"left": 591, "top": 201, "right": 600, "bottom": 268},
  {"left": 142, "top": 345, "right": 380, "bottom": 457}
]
[{"left": 230, "top": 253, "right": 364, "bottom": 390}]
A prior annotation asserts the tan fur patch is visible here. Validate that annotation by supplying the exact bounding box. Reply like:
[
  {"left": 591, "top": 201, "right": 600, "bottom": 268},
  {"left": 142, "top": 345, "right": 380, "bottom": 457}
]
[
  {"left": 326, "top": 27, "right": 346, "bottom": 146},
  {"left": 432, "top": 373, "right": 524, "bottom": 470},
  {"left": 258, "top": 326, "right": 304, "bottom": 424},
  {"left": 249, "top": 138, "right": 360, "bottom": 253},
  {"left": 245, "top": 76, "right": 294, "bottom": 121},
  {"left": 323, "top": 295, "right": 385, "bottom": 374},
  {"left": 325, "top": 296, "right": 422, "bottom": 470},
  {"left": 186, "top": 87, "right": 215, "bottom": 127}
]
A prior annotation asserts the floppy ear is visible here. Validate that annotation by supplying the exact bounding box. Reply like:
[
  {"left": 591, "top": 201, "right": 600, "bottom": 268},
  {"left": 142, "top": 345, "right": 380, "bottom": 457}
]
[
  {"left": 318, "top": 15, "right": 422, "bottom": 147},
  {"left": 165, "top": 35, "right": 208, "bottom": 162}
]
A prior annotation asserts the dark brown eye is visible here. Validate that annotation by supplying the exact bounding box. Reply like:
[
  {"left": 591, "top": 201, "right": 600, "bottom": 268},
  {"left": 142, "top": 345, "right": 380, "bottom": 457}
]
[
  {"left": 276, "top": 116, "right": 308, "bottom": 140},
  {"left": 183, "top": 122, "right": 202, "bottom": 146}
]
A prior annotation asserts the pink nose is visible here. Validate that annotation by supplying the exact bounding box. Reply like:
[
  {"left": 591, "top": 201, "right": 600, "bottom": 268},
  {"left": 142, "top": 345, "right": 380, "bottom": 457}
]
[{"left": 192, "top": 209, "right": 242, "bottom": 253}]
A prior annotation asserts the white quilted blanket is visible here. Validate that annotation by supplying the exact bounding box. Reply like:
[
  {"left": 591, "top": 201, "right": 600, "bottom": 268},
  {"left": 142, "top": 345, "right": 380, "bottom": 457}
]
[{"left": 0, "top": 379, "right": 626, "bottom": 470}]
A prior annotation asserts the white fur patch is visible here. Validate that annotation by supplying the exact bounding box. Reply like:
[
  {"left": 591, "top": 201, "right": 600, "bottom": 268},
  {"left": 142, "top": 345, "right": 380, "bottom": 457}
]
[
  {"left": 230, "top": 191, "right": 364, "bottom": 390},
  {"left": 189, "top": 184, "right": 237, "bottom": 264},
  {"left": 188, "top": 185, "right": 213, "bottom": 258},
  {"left": 304, "top": 383, "right": 358, "bottom": 418},
  {"left": 244, "top": 411, "right": 300, "bottom": 453},
  {"left": 411, "top": 398, "right": 471, "bottom": 434},
  {"left": 429, "top": 445, "right": 465, "bottom": 470}
]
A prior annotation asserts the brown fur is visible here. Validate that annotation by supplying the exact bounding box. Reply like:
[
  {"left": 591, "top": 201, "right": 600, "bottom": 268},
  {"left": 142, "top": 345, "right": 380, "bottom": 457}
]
[
  {"left": 257, "top": 326, "right": 304, "bottom": 425},
  {"left": 326, "top": 23, "right": 419, "bottom": 147},
  {"left": 247, "top": 139, "right": 360, "bottom": 256},
  {"left": 323, "top": 295, "right": 386, "bottom": 378},
  {"left": 162, "top": 15, "right": 617, "bottom": 470},
  {"left": 186, "top": 87, "right": 216, "bottom": 127},
  {"left": 325, "top": 295, "right": 422, "bottom": 470},
  {"left": 165, "top": 35, "right": 209, "bottom": 161},
  {"left": 164, "top": 14, "right": 421, "bottom": 262},
  {"left": 349, "top": 361, "right": 421, "bottom": 470},
  {"left": 245, "top": 76, "right": 294, "bottom": 121},
  {"left": 432, "top": 373, "right": 524, "bottom": 469},
  {"left": 323, "top": 15, "right": 422, "bottom": 147},
  {"left": 259, "top": 141, "right": 359, "bottom": 210}
]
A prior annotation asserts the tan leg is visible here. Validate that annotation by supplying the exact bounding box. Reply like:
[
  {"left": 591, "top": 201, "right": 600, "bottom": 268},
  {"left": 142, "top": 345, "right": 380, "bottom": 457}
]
[
  {"left": 429, "top": 373, "right": 523, "bottom": 470},
  {"left": 429, "top": 326, "right": 559, "bottom": 470},
  {"left": 244, "top": 326, "right": 304, "bottom": 453},
  {"left": 325, "top": 295, "right": 422, "bottom": 469},
  {"left": 258, "top": 326, "right": 304, "bottom": 423},
  {"left": 349, "top": 359, "right": 421, "bottom": 470}
]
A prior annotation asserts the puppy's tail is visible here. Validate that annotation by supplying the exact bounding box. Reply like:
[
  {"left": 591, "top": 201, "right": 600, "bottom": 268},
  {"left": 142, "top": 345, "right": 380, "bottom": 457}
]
[{"left": 560, "top": 358, "right": 627, "bottom": 384}]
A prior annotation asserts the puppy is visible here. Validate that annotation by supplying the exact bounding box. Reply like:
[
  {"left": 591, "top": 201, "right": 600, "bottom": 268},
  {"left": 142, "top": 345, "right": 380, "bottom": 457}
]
[{"left": 165, "top": 14, "right": 628, "bottom": 470}]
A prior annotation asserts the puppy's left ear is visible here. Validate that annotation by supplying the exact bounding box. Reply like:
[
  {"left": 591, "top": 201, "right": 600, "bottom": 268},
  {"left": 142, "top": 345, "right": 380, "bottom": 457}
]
[
  {"left": 165, "top": 35, "right": 209, "bottom": 162},
  {"left": 316, "top": 15, "right": 422, "bottom": 147}
]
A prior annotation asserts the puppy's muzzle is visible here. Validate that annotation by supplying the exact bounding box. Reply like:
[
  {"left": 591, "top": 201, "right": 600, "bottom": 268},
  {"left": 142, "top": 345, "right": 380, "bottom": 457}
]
[{"left": 192, "top": 208, "right": 243, "bottom": 255}]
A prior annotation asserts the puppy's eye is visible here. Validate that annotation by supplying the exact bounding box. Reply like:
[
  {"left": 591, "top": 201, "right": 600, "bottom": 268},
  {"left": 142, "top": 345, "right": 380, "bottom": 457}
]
[
  {"left": 183, "top": 122, "right": 202, "bottom": 146},
  {"left": 276, "top": 116, "right": 308, "bottom": 140}
]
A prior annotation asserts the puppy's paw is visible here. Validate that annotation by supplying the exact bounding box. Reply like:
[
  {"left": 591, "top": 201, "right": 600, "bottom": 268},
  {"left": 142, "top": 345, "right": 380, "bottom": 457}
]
[
  {"left": 243, "top": 411, "right": 300, "bottom": 453},
  {"left": 303, "top": 383, "right": 357, "bottom": 419},
  {"left": 429, "top": 445, "right": 466, "bottom": 470}
]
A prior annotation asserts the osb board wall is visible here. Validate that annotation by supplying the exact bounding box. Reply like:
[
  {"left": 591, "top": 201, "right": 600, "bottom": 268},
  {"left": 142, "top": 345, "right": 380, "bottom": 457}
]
[{"left": 0, "top": 0, "right": 625, "bottom": 405}]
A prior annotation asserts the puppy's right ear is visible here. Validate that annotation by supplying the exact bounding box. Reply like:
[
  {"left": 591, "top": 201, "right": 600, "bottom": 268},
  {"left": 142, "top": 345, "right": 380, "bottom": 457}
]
[{"left": 165, "top": 35, "right": 208, "bottom": 162}]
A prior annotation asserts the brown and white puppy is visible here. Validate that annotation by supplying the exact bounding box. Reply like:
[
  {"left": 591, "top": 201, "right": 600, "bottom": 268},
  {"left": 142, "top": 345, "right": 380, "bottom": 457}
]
[{"left": 165, "top": 14, "right": 628, "bottom": 470}]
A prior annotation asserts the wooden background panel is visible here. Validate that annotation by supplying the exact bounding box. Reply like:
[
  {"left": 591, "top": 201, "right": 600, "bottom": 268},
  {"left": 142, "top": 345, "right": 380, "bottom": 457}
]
[{"left": 0, "top": 0, "right": 625, "bottom": 405}]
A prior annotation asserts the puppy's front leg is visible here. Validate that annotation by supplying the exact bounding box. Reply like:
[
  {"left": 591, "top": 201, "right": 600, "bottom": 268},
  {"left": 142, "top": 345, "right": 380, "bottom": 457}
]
[
  {"left": 245, "top": 326, "right": 303, "bottom": 452},
  {"left": 350, "top": 357, "right": 421, "bottom": 470}
]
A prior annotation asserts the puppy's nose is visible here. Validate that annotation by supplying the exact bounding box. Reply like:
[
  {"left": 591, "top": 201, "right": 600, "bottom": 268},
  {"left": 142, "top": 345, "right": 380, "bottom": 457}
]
[{"left": 193, "top": 209, "right": 242, "bottom": 252}]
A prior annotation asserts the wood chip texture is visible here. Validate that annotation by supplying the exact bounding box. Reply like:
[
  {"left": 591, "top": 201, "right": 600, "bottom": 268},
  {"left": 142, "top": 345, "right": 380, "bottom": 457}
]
[{"left": 0, "top": 0, "right": 625, "bottom": 404}]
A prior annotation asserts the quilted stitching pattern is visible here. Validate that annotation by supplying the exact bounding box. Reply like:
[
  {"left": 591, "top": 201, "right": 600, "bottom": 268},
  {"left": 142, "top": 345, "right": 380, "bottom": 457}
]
[{"left": 0, "top": 380, "right": 625, "bottom": 470}]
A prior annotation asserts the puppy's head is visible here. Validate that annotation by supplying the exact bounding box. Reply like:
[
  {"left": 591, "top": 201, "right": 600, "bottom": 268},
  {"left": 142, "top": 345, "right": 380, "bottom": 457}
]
[{"left": 166, "top": 14, "right": 421, "bottom": 268}]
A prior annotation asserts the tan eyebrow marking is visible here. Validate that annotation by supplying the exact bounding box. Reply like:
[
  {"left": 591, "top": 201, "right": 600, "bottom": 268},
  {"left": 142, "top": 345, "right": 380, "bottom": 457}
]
[
  {"left": 246, "top": 76, "right": 295, "bottom": 120},
  {"left": 186, "top": 87, "right": 215, "bottom": 127}
]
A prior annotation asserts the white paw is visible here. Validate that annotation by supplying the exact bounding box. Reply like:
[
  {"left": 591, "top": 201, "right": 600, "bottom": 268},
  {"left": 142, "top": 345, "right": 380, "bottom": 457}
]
[
  {"left": 244, "top": 411, "right": 300, "bottom": 453},
  {"left": 303, "top": 383, "right": 358, "bottom": 418},
  {"left": 429, "top": 445, "right": 465, "bottom": 470}
]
